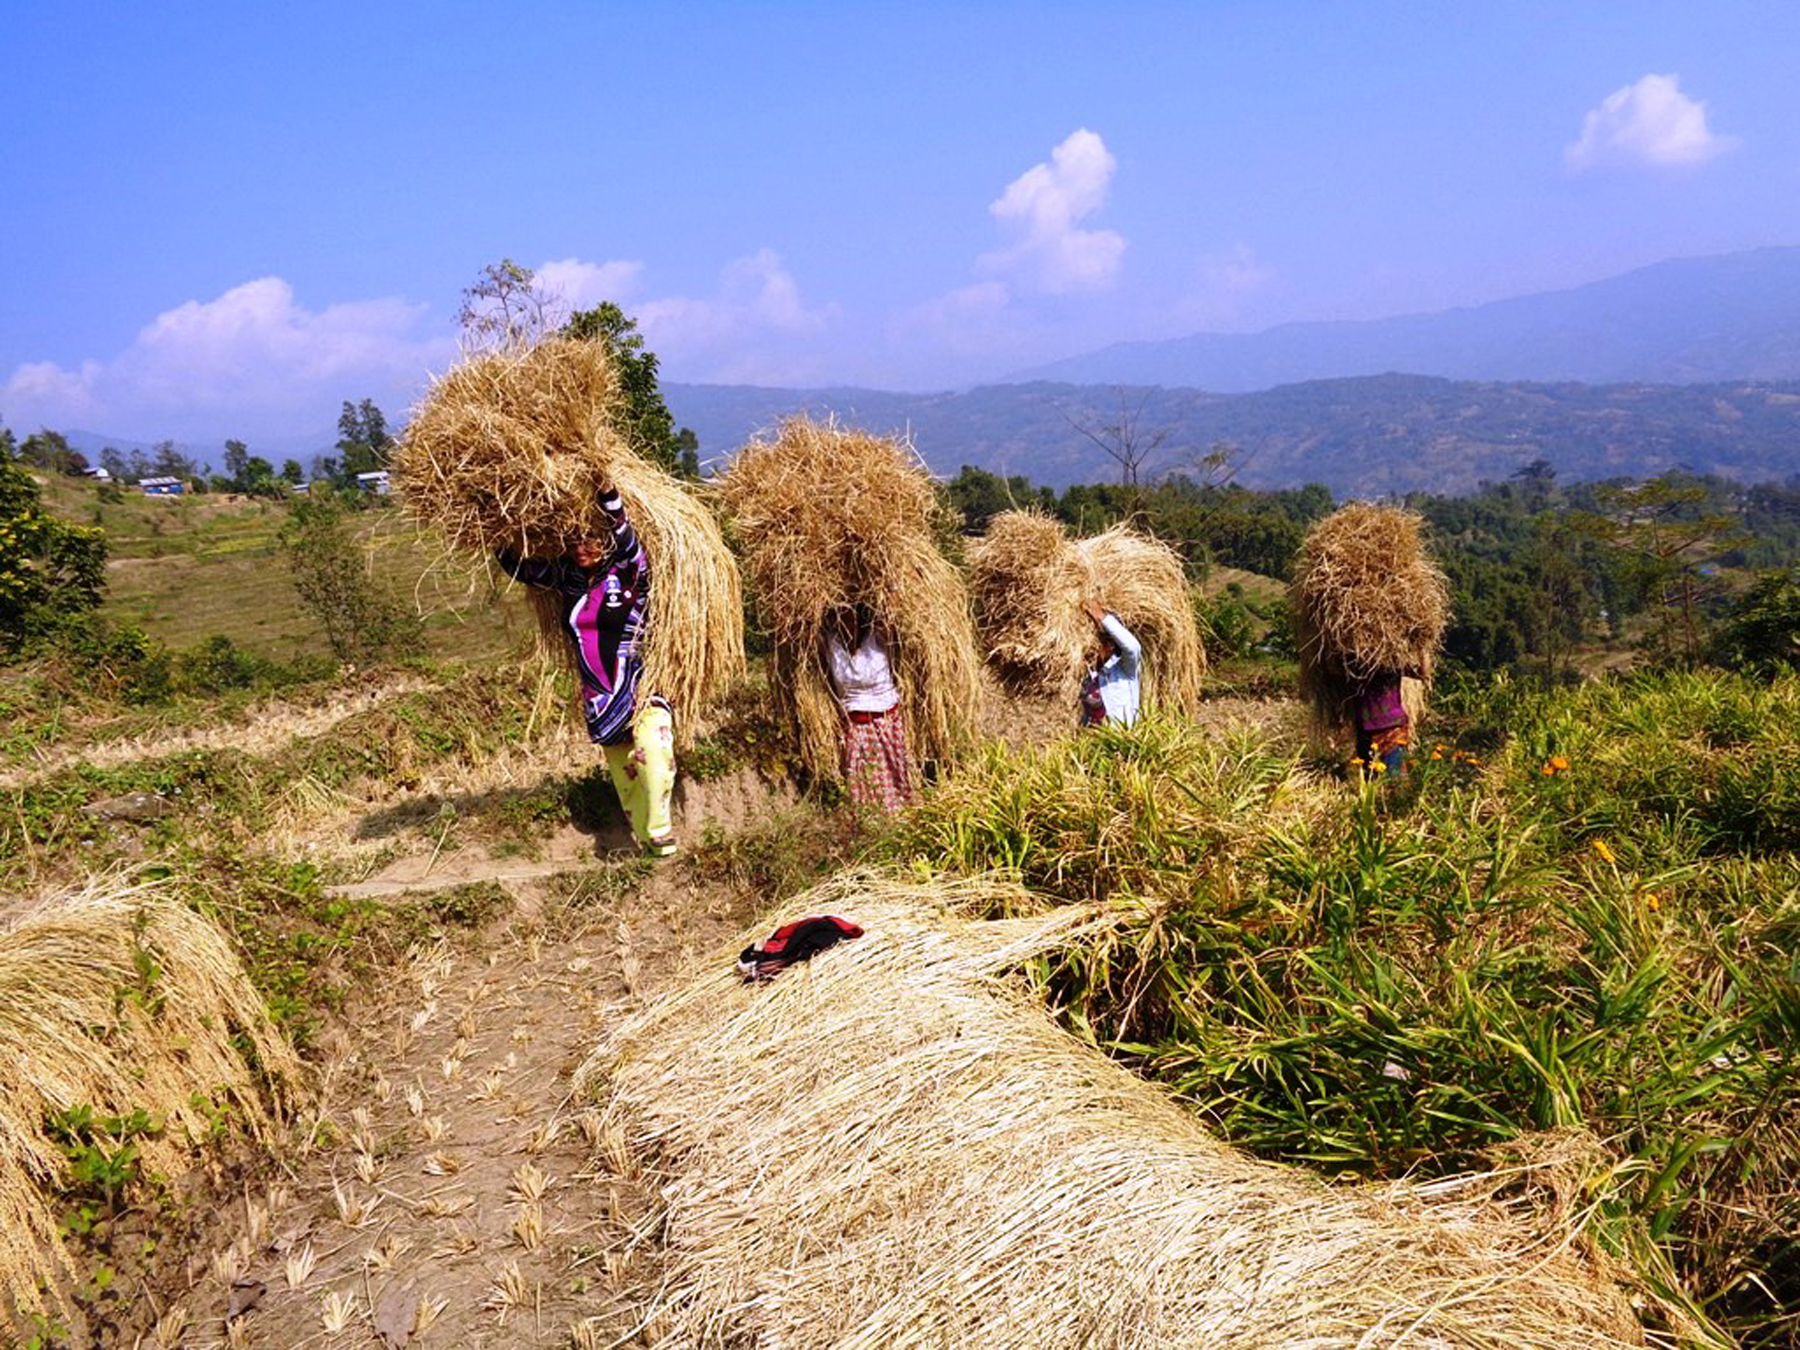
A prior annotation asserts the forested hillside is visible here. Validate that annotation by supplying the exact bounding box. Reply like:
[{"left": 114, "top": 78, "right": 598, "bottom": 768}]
[{"left": 667, "top": 374, "right": 1800, "bottom": 494}]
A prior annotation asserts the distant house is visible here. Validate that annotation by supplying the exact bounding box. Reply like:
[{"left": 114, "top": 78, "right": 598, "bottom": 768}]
[
  {"left": 354, "top": 470, "right": 391, "bottom": 496},
  {"left": 138, "top": 476, "right": 185, "bottom": 496},
  {"left": 85, "top": 466, "right": 112, "bottom": 482}
]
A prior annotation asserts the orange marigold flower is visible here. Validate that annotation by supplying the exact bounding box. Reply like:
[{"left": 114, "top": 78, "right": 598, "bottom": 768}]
[
  {"left": 1643, "top": 892, "right": 1661, "bottom": 911},
  {"left": 1549, "top": 755, "right": 1570, "bottom": 771},
  {"left": 1593, "top": 839, "right": 1616, "bottom": 864}
]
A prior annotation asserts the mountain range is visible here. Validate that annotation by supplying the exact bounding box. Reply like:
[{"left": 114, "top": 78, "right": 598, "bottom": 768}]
[
  {"left": 1005, "top": 247, "right": 1800, "bottom": 391},
  {"left": 664, "top": 375, "right": 1800, "bottom": 496},
  {"left": 50, "top": 245, "right": 1800, "bottom": 497}
]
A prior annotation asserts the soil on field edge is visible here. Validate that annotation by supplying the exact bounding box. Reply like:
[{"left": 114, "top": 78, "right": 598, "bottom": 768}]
[
  {"left": 169, "top": 863, "right": 754, "bottom": 1350},
  {"left": 0, "top": 674, "right": 439, "bottom": 789}
]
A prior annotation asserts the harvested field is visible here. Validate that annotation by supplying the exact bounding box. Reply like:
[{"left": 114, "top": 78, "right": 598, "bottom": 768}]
[
  {"left": 581, "top": 871, "right": 1653, "bottom": 1350},
  {"left": 0, "top": 879, "right": 298, "bottom": 1322}
]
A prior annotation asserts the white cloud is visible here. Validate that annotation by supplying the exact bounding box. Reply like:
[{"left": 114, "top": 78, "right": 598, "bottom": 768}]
[
  {"left": 1565, "top": 73, "right": 1738, "bottom": 172},
  {"left": 634, "top": 249, "right": 839, "bottom": 383},
  {"left": 2, "top": 277, "right": 448, "bottom": 446},
  {"left": 1175, "top": 244, "right": 1275, "bottom": 328},
  {"left": 979, "top": 129, "right": 1126, "bottom": 293},
  {"left": 533, "top": 257, "right": 646, "bottom": 314}
]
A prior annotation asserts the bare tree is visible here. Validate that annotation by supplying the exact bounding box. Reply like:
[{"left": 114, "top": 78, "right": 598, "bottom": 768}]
[
  {"left": 456, "top": 258, "right": 558, "bottom": 349},
  {"left": 1061, "top": 389, "right": 1179, "bottom": 503},
  {"left": 1172, "top": 437, "right": 1265, "bottom": 492}
]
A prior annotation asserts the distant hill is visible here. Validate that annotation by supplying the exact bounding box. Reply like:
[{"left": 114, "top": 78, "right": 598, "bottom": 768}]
[
  {"left": 666, "top": 374, "right": 1800, "bottom": 496},
  {"left": 1005, "top": 247, "right": 1800, "bottom": 391}
]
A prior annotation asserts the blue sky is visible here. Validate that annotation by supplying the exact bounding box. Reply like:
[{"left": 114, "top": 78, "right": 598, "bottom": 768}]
[{"left": 3, "top": 1, "right": 1797, "bottom": 451}]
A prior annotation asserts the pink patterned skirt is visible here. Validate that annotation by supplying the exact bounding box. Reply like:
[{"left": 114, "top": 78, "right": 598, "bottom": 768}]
[{"left": 843, "top": 707, "right": 917, "bottom": 811}]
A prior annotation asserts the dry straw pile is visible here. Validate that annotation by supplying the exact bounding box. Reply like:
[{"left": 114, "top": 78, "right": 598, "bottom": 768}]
[
  {"left": 717, "top": 416, "right": 980, "bottom": 780},
  {"left": 969, "top": 510, "right": 1206, "bottom": 713},
  {"left": 394, "top": 337, "right": 744, "bottom": 733},
  {"left": 581, "top": 871, "right": 1651, "bottom": 1350},
  {"left": 1290, "top": 502, "right": 1450, "bottom": 732},
  {"left": 0, "top": 879, "right": 298, "bottom": 1315}
]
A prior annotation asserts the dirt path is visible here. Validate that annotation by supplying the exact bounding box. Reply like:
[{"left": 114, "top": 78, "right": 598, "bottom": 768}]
[
  {"left": 0, "top": 675, "right": 437, "bottom": 788},
  {"left": 141, "top": 762, "right": 797, "bottom": 1349},
  {"left": 168, "top": 863, "right": 751, "bottom": 1349}
]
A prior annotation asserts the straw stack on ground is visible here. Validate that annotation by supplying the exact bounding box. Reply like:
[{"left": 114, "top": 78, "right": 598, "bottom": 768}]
[
  {"left": 0, "top": 879, "right": 298, "bottom": 1317},
  {"left": 969, "top": 510, "right": 1205, "bottom": 713},
  {"left": 1289, "top": 502, "right": 1449, "bottom": 733},
  {"left": 580, "top": 871, "right": 1652, "bottom": 1350},
  {"left": 394, "top": 337, "right": 743, "bottom": 735},
  {"left": 717, "top": 417, "right": 980, "bottom": 780}
]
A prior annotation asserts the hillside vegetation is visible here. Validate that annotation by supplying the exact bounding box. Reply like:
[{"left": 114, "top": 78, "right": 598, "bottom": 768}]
[
  {"left": 4, "top": 433, "right": 1800, "bottom": 1345},
  {"left": 667, "top": 373, "right": 1800, "bottom": 494}
]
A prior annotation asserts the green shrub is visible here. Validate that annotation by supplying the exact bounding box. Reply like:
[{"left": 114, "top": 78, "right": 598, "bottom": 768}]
[{"left": 890, "top": 681, "right": 1800, "bottom": 1343}]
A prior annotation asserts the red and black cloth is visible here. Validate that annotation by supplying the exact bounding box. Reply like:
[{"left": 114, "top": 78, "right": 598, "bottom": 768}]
[{"left": 737, "top": 915, "right": 863, "bottom": 983}]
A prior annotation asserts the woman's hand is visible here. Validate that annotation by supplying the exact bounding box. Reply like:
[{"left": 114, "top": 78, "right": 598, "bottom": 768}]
[{"left": 1083, "top": 599, "right": 1108, "bottom": 625}]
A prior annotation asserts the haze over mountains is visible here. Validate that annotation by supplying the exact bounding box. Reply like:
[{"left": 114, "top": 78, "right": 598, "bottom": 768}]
[
  {"left": 54, "top": 247, "right": 1800, "bottom": 497},
  {"left": 1005, "top": 247, "right": 1800, "bottom": 390},
  {"left": 664, "top": 246, "right": 1800, "bottom": 494}
]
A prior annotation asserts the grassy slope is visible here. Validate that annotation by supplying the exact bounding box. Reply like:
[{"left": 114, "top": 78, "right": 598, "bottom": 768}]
[
  {"left": 890, "top": 676, "right": 1800, "bottom": 1347},
  {"left": 37, "top": 473, "right": 518, "bottom": 662}
]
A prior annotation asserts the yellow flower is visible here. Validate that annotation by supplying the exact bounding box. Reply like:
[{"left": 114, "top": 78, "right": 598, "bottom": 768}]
[
  {"left": 1549, "top": 755, "right": 1570, "bottom": 771},
  {"left": 1643, "top": 892, "right": 1661, "bottom": 911},
  {"left": 1369, "top": 760, "right": 1387, "bottom": 775},
  {"left": 1593, "top": 839, "right": 1616, "bottom": 864}
]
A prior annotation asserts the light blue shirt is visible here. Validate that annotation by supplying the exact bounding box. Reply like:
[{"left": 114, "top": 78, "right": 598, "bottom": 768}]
[{"left": 1090, "top": 613, "right": 1142, "bottom": 726}]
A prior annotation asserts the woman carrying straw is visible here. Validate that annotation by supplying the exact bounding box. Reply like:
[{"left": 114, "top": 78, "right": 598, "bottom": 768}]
[
  {"left": 825, "top": 604, "right": 916, "bottom": 810},
  {"left": 1077, "top": 599, "right": 1143, "bottom": 729},
  {"left": 497, "top": 486, "right": 677, "bottom": 856},
  {"left": 1352, "top": 669, "right": 1414, "bottom": 780}
]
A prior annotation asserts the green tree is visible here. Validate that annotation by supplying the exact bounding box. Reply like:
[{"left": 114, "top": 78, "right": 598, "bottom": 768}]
[
  {"left": 19, "top": 429, "right": 85, "bottom": 476},
  {"left": 945, "top": 466, "right": 1056, "bottom": 533},
  {"left": 563, "top": 300, "right": 696, "bottom": 477},
  {"left": 222, "top": 438, "right": 250, "bottom": 490},
  {"left": 150, "top": 440, "right": 198, "bottom": 482},
  {"left": 242, "top": 455, "right": 280, "bottom": 497},
  {"left": 1575, "top": 477, "right": 1742, "bottom": 666},
  {"left": 335, "top": 400, "right": 392, "bottom": 480},
  {"left": 0, "top": 435, "right": 108, "bottom": 647},
  {"left": 1710, "top": 567, "right": 1800, "bottom": 675},
  {"left": 279, "top": 493, "right": 421, "bottom": 663},
  {"left": 280, "top": 459, "right": 305, "bottom": 486}
]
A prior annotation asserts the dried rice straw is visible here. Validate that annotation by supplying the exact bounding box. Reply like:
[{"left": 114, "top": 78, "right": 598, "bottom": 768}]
[
  {"left": 717, "top": 416, "right": 980, "bottom": 781},
  {"left": 394, "top": 337, "right": 744, "bottom": 737},
  {"left": 580, "top": 870, "right": 1651, "bottom": 1349},
  {"left": 1289, "top": 502, "right": 1449, "bottom": 734},
  {"left": 969, "top": 511, "right": 1206, "bottom": 714},
  {"left": 0, "top": 877, "right": 298, "bottom": 1317}
]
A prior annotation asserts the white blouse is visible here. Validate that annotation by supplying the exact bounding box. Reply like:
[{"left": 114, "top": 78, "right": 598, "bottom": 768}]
[{"left": 827, "top": 631, "right": 901, "bottom": 713}]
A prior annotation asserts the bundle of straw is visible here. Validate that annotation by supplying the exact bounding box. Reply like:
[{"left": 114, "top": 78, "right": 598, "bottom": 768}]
[
  {"left": 394, "top": 337, "right": 744, "bottom": 735},
  {"left": 580, "top": 871, "right": 1649, "bottom": 1349},
  {"left": 0, "top": 879, "right": 298, "bottom": 1316},
  {"left": 717, "top": 416, "right": 980, "bottom": 781},
  {"left": 968, "top": 511, "right": 1206, "bottom": 714},
  {"left": 1289, "top": 502, "right": 1449, "bottom": 732}
]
